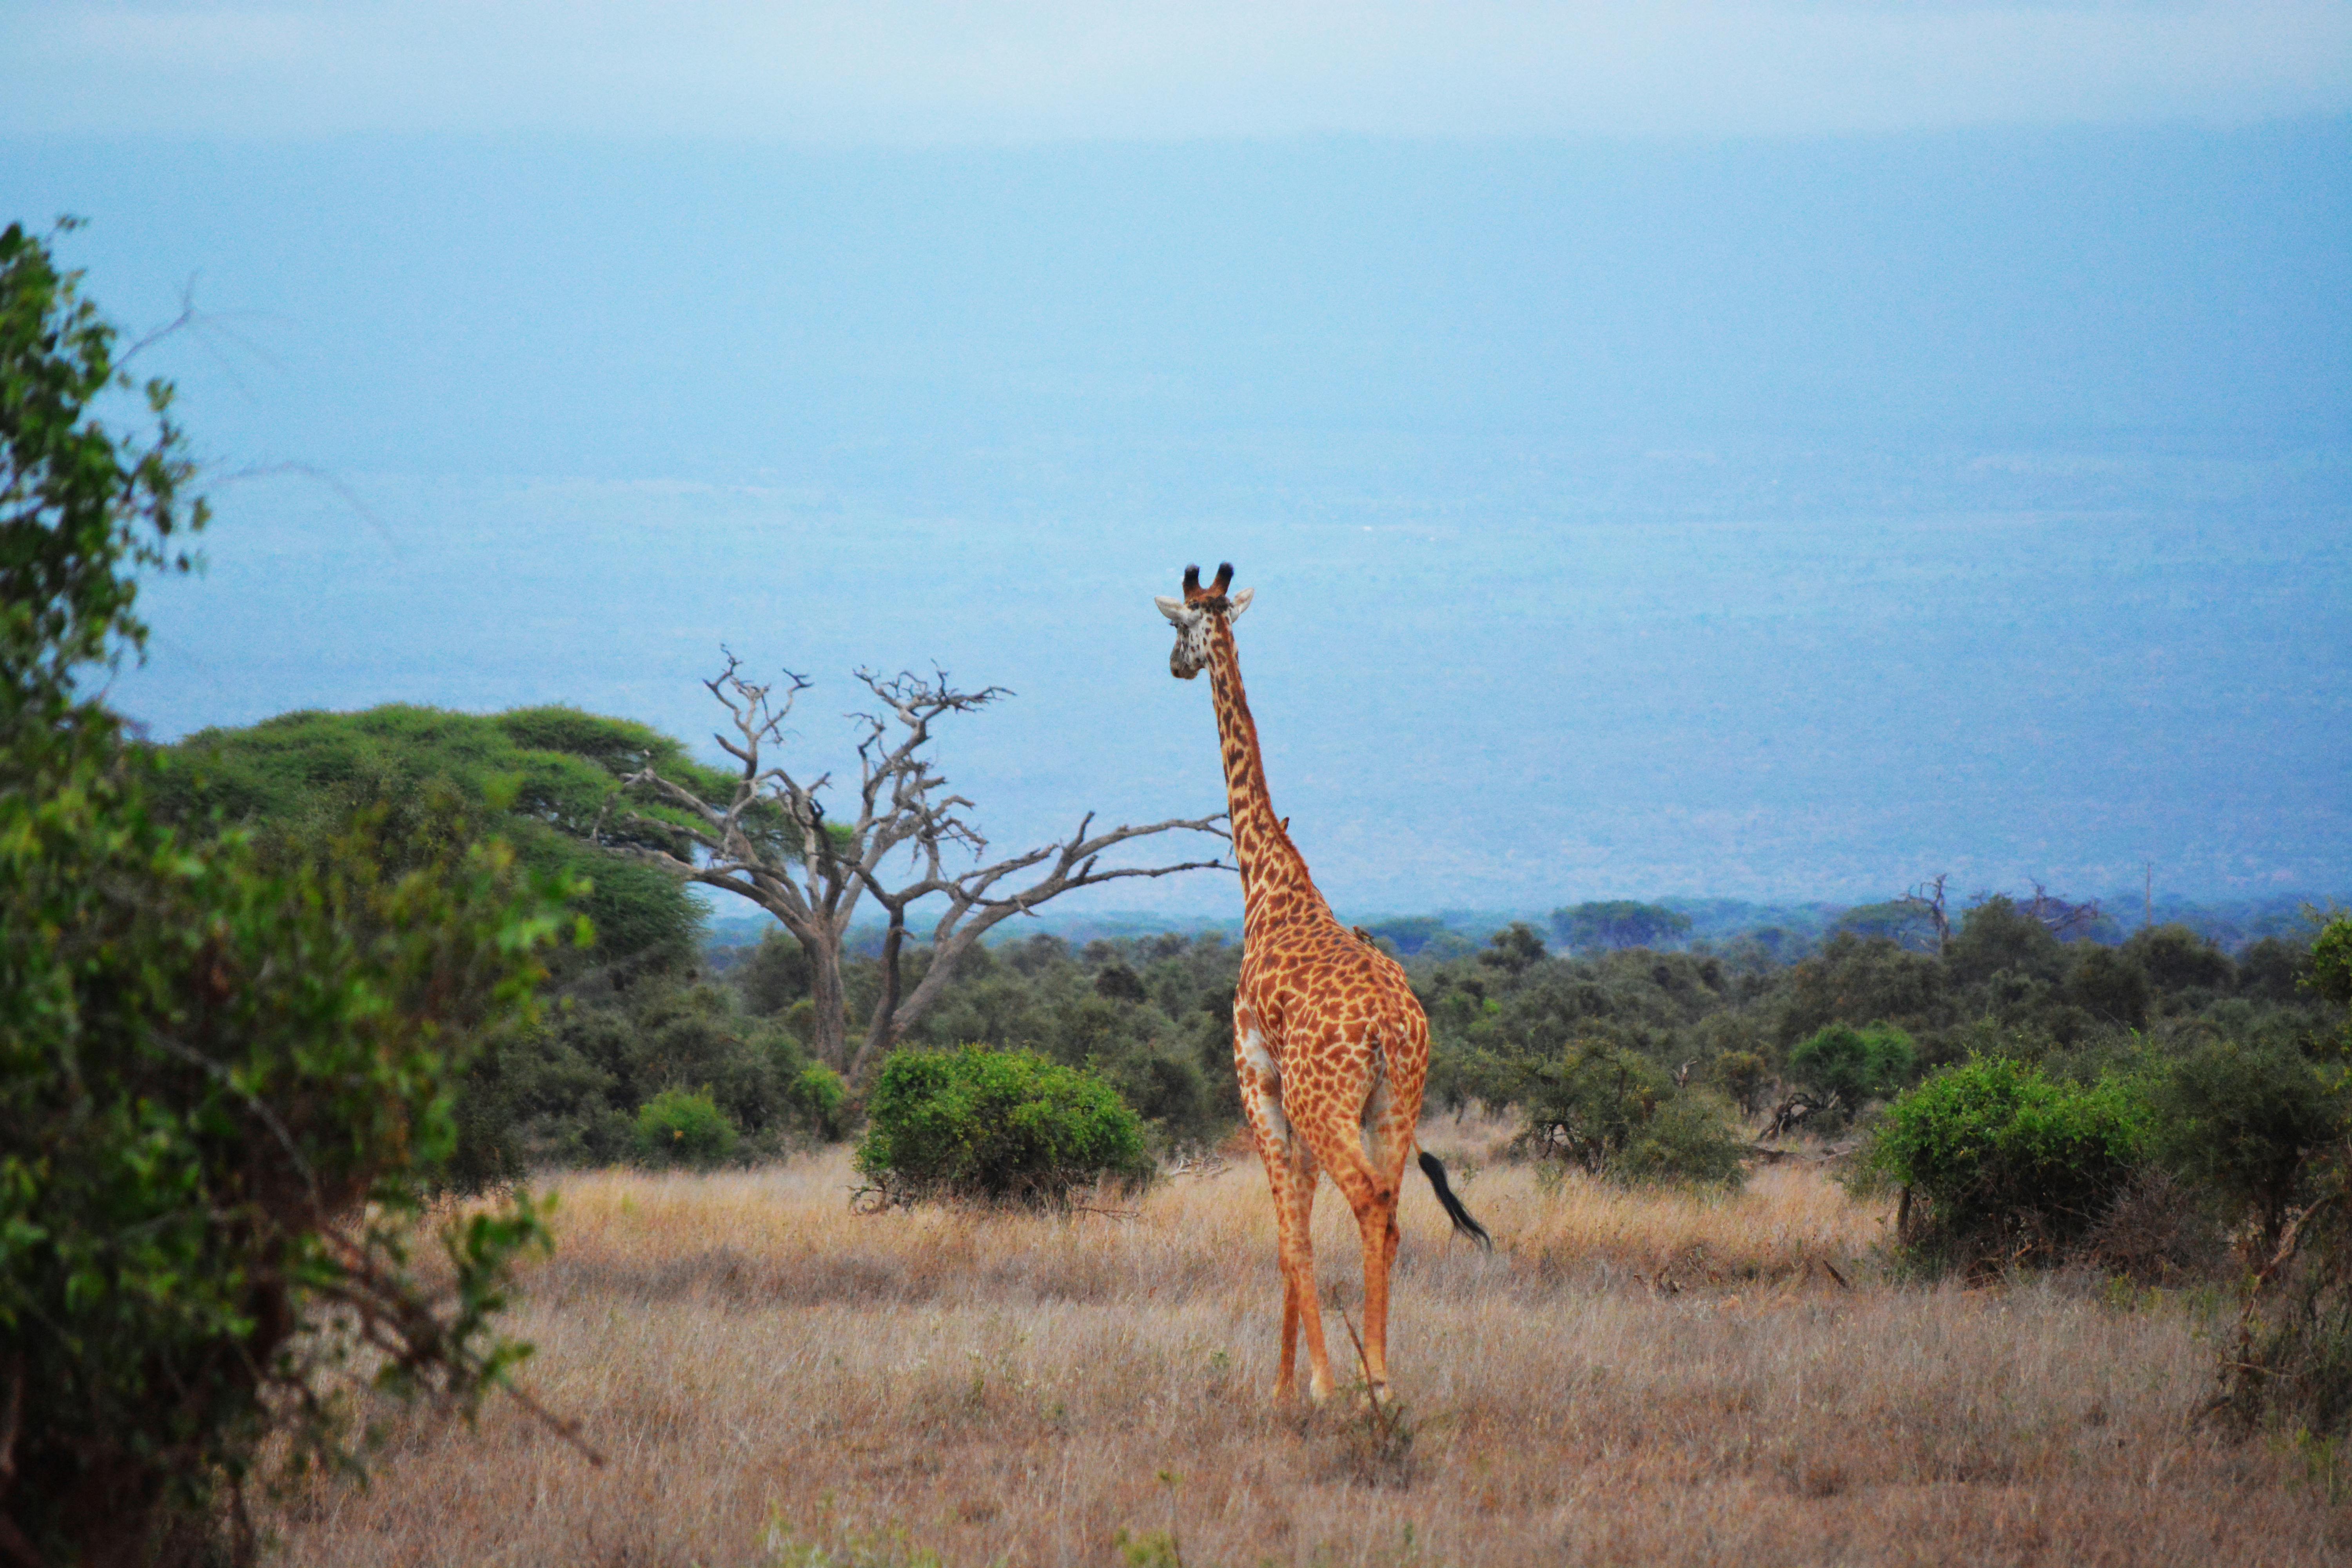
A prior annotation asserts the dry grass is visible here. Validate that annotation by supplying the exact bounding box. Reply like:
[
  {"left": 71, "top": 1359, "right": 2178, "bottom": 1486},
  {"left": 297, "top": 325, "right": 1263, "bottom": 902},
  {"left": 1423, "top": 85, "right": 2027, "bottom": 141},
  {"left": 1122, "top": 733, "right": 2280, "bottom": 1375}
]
[{"left": 269, "top": 1139, "right": 2352, "bottom": 1567}]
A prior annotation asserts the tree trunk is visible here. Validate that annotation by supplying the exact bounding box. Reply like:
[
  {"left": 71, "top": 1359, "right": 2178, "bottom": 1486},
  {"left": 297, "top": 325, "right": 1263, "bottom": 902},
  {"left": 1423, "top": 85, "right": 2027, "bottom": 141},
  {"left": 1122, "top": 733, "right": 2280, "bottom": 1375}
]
[
  {"left": 847, "top": 906, "right": 909, "bottom": 1089},
  {"left": 802, "top": 928, "right": 851, "bottom": 1075}
]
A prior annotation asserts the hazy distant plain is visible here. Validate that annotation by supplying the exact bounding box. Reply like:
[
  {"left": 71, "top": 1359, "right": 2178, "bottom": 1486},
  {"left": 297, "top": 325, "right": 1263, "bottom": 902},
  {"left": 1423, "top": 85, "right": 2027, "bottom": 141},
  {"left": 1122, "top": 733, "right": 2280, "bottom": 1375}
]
[{"left": 12, "top": 129, "right": 2347, "bottom": 912}]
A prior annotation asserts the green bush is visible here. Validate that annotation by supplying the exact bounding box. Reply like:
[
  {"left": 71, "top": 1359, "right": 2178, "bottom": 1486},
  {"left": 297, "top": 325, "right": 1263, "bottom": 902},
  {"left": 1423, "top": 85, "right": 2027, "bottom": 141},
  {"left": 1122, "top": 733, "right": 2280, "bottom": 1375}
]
[
  {"left": 1516, "top": 1043, "right": 1745, "bottom": 1187},
  {"left": 791, "top": 1063, "right": 850, "bottom": 1142},
  {"left": 2123, "top": 922, "right": 2236, "bottom": 999},
  {"left": 1714, "top": 1050, "right": 1770, "bottom": 1116},
  {"left": 1869, "top": 1056, "right": 2151, "bottom": 1266},
  {"left": 634, "top": 1087, "right": 740, "bottom": 1167},
  {"left": 1614, "top": 1091, "right": 1750, "bottom": 1190},
  {"left": 1788, "top": 1022, "right": 1916, "bottom": 1113},
  {"left": 1517, "top": 1043, "right": 1667, "bottom": 1170},
  {"left": 856, "top": 1045, "right": 1153, "bottom": 1204},
  {"left": 2152, "top": 1040, "right": 2346, "bottom": 1250},
  {"left": 2067, "top": 946, "right": 2151, "bottom": 1028},
  {"left": 2214, "top": 918, "right": 2352, "bottom": 1438},
  {"left": 2312, "top": 916, "right": 2352, "bottom": 1012}
]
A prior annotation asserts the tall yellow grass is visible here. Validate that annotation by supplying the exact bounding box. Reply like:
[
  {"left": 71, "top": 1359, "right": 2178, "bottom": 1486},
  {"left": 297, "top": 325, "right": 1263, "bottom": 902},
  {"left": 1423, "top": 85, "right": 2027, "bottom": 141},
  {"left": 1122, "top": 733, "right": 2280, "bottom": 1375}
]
[{"left": 267, "top": 1142, "right": 2350, "bottom": 1566}]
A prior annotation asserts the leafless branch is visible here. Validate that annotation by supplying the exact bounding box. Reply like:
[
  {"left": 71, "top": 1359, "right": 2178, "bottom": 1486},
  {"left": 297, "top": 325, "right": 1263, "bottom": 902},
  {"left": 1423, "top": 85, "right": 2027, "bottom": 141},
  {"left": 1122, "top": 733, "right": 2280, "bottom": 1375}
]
[{"left": 591, "top": 656, "right": 1229, "bottom": 1082}]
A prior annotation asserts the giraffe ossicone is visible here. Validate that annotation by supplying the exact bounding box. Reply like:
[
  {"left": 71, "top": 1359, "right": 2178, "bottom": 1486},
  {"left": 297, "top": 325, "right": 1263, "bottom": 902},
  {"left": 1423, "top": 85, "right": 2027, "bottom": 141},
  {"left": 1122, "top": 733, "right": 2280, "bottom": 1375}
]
[{"left": 1156, "top": 560, "right": 1489, "bottom": 1405}]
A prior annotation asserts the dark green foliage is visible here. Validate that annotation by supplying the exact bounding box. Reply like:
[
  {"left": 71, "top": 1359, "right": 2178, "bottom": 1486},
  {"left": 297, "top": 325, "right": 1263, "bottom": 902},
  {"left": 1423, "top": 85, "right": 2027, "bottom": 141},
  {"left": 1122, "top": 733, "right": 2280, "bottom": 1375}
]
[
  {"left": 791, "top": 1063, "right": 851, "bottom": 1141},
  {"left": 633, "top": 1088, "right": 741, "bottom": 1167},
  {"left": 2068, "top": 945, "right": 2151, "bottom": 1028},
  {"left": 1945, "top": 897, "right": 2070, "bottom": 987},
  {"left": 855, "top": 1045, "right": 1154, "bottom": 1204},
  {"left": 2214, "top": 917, "right": 2352, "bottom": 1438},
  {"left": 887, "top": 930, "right": 1243, "bottom": 1149},
  {"left": 1550, "top": 900, "right": 1693, "bottom": 953},
  {"left": 1788, "top": 1022, "right": 1917, "bottom": 1112},
  {"left": 147, "top": 702, "right": 722, "bottom": 983},
  {"left": 2123, "top": 922, "right": 2236, "bottom": 1001},
  {"left": 1715, "top": 1050, "right": 1770, "bottom": 1115},
  {"left": 2152, "top": 1040, "right": 2346, "bottom": 1249},
  {"left": 1615, "top": 1092, "right": 1751, "bottom": 1189},
  {"left": 735, "top": 926, "right": 813, "bottom": 1014},
  {"left": 1869, "top": 1057, "right": 2151, "bottom": 1267},
  {"left": 1514, "top": 1043, "right": 1666, "bottom": 1169},
  {"left": 1834, "top": 900, "right": 1938, "bottom": 950},
  {"left": 0, "top": 224, "right": 563, "bottom": 1566},
  {"left": 1775, "top": 933, "right": 1949, "bottom": 1047},
  {"left": 2236, "top": 935, "right": 2308, "bottom": 1006},
  {"left": 456, "top": 979, "right": 845, "bottom": 1170},
  {"left": 1358, "top": 916, "right": 1477, "bottom": 959},
  {"left": 1478, "top": 921, "right": 1548, "bottom": 973},
  {"left": 1514, "top": 1043, "right": 1745, "bottom": 1187},
  {"left": 2306, "top": 917, "right": 2352, "bottom": 1011}
]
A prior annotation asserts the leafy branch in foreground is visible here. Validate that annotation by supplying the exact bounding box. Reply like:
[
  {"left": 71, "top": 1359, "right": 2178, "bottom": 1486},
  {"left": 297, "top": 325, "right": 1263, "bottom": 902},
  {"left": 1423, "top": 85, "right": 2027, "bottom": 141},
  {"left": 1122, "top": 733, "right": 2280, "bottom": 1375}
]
[{"left": 0, "top": 218, "right": 584, "bottom": 1568}]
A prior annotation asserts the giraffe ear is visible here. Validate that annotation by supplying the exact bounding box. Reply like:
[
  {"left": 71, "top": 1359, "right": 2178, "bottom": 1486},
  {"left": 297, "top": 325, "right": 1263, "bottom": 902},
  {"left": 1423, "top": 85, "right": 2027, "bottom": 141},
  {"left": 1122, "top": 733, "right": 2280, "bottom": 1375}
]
[
  {"left": 1225, "top": 587, "right": 1254, "bottom": 621},
  {"left": 1154, "top": 595, "right": 1196, "bottom": 624}
]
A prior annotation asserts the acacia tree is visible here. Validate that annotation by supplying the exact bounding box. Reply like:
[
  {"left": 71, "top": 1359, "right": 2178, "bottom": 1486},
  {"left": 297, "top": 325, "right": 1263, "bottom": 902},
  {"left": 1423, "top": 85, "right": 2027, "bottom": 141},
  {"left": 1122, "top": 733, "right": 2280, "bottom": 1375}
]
[{"left": 597, "top": 654, "right": 1229, "bottom": 1086}]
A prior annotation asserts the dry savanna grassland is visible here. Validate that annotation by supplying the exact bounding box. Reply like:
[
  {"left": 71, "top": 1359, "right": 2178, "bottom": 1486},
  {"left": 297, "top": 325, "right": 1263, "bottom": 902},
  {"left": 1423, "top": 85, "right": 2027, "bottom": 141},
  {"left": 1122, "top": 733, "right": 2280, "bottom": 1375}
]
[{"left": 272, "top": 1127, "right": 2352, "bottom": 1568}]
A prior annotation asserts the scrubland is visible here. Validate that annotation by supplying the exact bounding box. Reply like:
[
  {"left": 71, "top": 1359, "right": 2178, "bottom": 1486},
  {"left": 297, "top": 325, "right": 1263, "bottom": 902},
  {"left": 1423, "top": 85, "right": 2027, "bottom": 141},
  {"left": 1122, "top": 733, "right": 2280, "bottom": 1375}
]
[{"left": 272, "top": 1135, "right": 2350, "bottom": 1567}]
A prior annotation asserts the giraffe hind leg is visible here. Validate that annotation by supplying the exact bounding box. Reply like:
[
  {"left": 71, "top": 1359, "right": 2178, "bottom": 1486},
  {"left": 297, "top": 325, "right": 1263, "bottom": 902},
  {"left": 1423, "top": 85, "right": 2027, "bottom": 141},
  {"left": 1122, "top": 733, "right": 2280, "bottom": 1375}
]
[
  {"left": 1354, "top": 1064, "right": 1419, "bottom": 1401},
  {"left": 1238, "top": 1010, "right": 1330, "bottom": 1402},
  {"left": 1281, "top": 1136, "right": 1332, "bottom": 1401}
]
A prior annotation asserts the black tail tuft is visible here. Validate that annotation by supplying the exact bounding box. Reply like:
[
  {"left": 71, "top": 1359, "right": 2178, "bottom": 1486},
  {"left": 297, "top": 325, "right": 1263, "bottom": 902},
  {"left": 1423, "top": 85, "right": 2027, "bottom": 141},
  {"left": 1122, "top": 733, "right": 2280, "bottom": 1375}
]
[{"left": 1418, "top": 1151, "right": 1493, "bottom": 1251}]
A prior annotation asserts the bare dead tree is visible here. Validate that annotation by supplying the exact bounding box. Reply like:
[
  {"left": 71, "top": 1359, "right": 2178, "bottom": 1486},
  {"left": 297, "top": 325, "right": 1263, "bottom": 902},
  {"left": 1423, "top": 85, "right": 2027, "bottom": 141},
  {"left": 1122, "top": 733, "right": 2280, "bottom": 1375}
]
[
  {"left": 593, "top": 653, "right": 1230, "bottom": 1086},
  {"left": 2022, "top": 880, "right": 2102, "bottom": 940},
  {"left": 1898, "top": 873, "right": 1952, "bottom": 957}
]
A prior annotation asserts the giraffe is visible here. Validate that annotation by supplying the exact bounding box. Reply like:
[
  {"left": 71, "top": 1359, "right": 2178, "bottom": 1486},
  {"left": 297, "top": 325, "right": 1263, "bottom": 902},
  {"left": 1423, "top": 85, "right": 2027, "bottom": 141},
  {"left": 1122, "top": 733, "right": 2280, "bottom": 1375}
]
[{"left": 1155, "top": 562, "right": 1489, "bottom": 1404}]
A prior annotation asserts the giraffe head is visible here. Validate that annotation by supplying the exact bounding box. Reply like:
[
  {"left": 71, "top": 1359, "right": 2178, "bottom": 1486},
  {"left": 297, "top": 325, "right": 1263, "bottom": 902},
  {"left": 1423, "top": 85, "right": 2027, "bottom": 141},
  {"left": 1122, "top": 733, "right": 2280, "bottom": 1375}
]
[{"left": 1154, "top": 562, "right": 1254, "bottom": 679}]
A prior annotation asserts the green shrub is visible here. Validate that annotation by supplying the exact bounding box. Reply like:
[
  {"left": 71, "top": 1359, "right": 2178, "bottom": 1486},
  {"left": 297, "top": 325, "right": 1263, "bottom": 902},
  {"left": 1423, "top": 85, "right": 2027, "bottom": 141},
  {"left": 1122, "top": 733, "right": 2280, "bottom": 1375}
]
[
  {"left": 2152, "top": 1040, "right": 2346, "bottom": 1250},
  {"left": 1517, "top": 1043, "right": 1667, "bottom": 1170},
  {"left": 1714, "top": 1050, "right": 1770, "bottom": 1116},
  {"left": 634, "top": 1087, "right": 740, "bottom": 1167},
  {"left": 2212, "top": 918, "right": 2352, "bottom": 1438},
  {"left": 1614, "top": 1091, "right": 1750, "bottom": 1190},
  {"left": 2068, "top": 946, "right": 2151, "bottom": 1028},
  {"left": 1788, "top": 1022, "right": 1916, "bottom": 1114},
  {"left": 1516, "top": 1044, "right": 1745, "bottom": 1187},
  {"left": 1869, "top": 1056, "right": 2151, "bottom": 1267},
  {"left": 2123, "top": 922, "right": 2236, "bottom": 998},
  {"left": 2312, "top": 916, "right": 2352, "bottom": 1012},
  {"left": 791, "top": 1063, "right": 850, "bottom": 1142},
  {"left": 855, "top": 1045, "right": 1152, "bottom": 1204}
]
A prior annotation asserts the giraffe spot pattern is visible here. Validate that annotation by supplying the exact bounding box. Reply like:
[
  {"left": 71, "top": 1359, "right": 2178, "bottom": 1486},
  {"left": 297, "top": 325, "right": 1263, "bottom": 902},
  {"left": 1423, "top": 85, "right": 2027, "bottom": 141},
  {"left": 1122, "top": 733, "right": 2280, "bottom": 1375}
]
[{"left": 1171, "top": 581, "right": 1448, "bottom": 1402}]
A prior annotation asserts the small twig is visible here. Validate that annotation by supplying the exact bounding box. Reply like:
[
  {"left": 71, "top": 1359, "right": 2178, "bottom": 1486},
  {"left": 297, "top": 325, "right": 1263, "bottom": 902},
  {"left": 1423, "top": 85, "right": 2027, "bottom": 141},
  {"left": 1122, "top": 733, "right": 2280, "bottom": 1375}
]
[
  {"left": 0, "top": 1357, "right": 16, "bottom": 1484},
  {"left": 501, "top": 1381, "right": 607, "bottom": 1468}
]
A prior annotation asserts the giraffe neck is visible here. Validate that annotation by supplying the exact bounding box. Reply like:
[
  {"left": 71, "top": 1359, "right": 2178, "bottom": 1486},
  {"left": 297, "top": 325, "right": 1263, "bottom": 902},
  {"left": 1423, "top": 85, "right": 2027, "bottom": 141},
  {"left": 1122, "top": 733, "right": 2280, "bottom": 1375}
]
[{"left": 1204, "top": 621, "right": 1328, "bottom": 946}]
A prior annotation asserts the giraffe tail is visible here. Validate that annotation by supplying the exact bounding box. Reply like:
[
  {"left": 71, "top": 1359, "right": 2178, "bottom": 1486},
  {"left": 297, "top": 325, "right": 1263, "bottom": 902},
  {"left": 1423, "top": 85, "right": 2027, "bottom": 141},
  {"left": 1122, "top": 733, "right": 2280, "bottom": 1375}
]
[{"left": 1417, "top": 1151, "right": 1493, "bottom": 1250}]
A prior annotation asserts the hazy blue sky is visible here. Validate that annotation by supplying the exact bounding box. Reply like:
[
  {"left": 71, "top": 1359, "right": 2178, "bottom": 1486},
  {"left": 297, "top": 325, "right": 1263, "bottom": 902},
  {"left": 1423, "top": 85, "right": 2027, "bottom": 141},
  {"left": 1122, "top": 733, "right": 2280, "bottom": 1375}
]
[{"left": 6, "top": 4, "right": 2348, "bottom": 916}]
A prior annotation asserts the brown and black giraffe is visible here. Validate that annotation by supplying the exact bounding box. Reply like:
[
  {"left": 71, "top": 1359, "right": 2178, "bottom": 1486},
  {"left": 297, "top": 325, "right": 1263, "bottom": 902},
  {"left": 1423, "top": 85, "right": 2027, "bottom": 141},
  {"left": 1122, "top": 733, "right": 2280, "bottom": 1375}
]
[{"left": 1156, "top": 562, "right": 1488, "bottom": 1403}]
